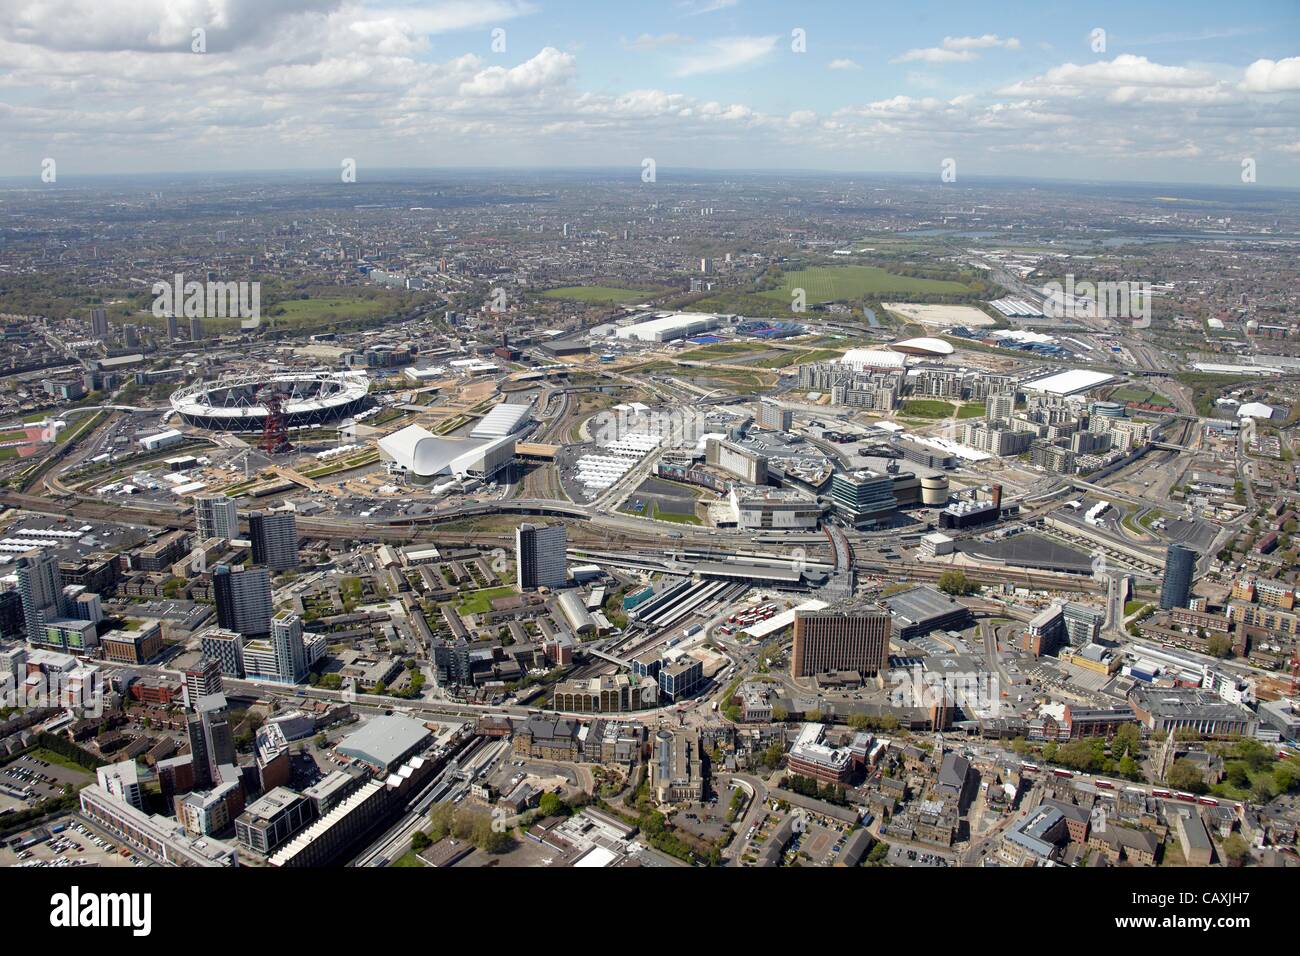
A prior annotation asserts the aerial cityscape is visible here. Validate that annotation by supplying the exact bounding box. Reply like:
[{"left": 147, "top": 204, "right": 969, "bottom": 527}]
[{"left": 0, "top": 0, "right": 1297, "bottom": 900}]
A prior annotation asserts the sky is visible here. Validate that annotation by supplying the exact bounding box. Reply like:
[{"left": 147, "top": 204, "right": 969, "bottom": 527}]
[{"left": 0, "top": 0, "right": 1298, "bottom": 185}]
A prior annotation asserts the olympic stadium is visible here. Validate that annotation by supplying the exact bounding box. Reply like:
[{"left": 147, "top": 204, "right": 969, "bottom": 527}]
[{"left": 170, "top": 371, "right": 371, "bottom": 432}]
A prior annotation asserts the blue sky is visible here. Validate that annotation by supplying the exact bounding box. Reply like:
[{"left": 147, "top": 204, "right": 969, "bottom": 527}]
[{"left": 0, "top": 0, "right": 1297, "bottom": 184}]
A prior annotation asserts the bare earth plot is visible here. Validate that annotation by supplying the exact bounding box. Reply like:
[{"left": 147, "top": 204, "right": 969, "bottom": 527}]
[{"left": 883, "top": 303, "right": 996, "bottom": 328}]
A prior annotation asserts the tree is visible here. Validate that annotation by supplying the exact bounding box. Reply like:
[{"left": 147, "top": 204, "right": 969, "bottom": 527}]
[
  {"left": 537, "top": 792, "right": 565, "bottom": 818},
  {"left": 1273, "top": 765, "right": 1297, "bottom": 795},
  {"left": 410, "top": 831, "right": 431, "bottom": 852},
  {"left": 1167, "top": 759, "right": 1207, "bottom": 794},
  {"left": 938, "top": 570, "right": 974, "bottom": 596},
  {"left": 759, "top": 742, "right": 785, "bottom": 769},
  {"left": 1113, "top": 723, "right": 1141, "bottom": 759},
  {"left": 1221, "top": 833, "right": 1249, "bottom": 867},
  {"left": 470, "top": 814, "right": 510, "bottom": 853},
  {"left": 1117, "top": 754, "right": 1140, "bottom": 781},
  {"left": 429, "top": 803, "right": 456, "bottom": 842},
  {"left": 1226, "top": 761, "right": 1251, "bottom": 789},
  {"left": 1206, "top": 634, "right": 1233, "bottom": 658}
]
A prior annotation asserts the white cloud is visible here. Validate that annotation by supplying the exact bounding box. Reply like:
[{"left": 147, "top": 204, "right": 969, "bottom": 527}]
[
  {"left": 677, "top": 0, "right": 739, "bottom": 16},
  {"left": 1241, "top": 56, "right": 1300, "bottom": 93},
  {"left": 941, "top": 34, "right": 1020, "bottom": 51},
  {"left": 673, "top": 34, "right": 777, "bottom": 77},
  {"left": 457, "top": 46, "right": 575, "bottom": 97},
  {"left": 893, "top": 47, "right": 976, "bottom": 64},
  {"left": 623, "top": 33, "right": 693, "bottom": 51},
  {"left": 827, "top": 58, "right": 861, "bottom": 71},
  {"left": 999, "top": 55, "right": 1237, "bottom": 104},
  {"left": 893, "top": 33, "right": 1019, "bottom": 64}
]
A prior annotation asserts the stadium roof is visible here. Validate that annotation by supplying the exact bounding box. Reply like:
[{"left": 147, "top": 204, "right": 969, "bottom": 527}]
[
  {"left": 471, "top": 402, "right": 532, "bottom": 438},
  {"left": 893, "top": 337, "right": 955, "bottom": 356},
  {"left": 1022, "top": 369, "right": 1115, "bottom": 396},
  {"left": 841, "top": 347, "right": 907, "bottom": 370},
  {"left": 170, "top": 370, "right": 369, "bottom": 419}
]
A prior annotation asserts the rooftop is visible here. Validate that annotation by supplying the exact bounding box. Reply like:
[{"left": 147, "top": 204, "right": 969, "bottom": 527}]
[{"left": 336, "top": 714, "right": 431, "bottom": 770}]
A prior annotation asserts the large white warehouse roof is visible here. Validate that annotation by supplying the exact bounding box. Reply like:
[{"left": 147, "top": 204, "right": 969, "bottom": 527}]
[
  {"left": 841, "top": 348, "right": 907, "bottom": 370},
  {"left": 471, "top": 403, "right": 532, "bottom": 438},
  {"left": 614, "top": 312, "right": 719, "bottom": 343},
  {"left": 1022, "top": 369, "right": 1115, "bottom": 396}
]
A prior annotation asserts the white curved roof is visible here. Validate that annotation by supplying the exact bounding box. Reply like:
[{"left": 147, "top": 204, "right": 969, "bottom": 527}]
[
  {"left": 841, "top": 347, "right": 907, "bottom": 370},
  {"left": 893, "top": 336, "right": 955, "bottom": 356},
  {"left": 378, "top": 424, "right": 514, "bottom": 477},
  {"left": 171, "top": 371, "right": 369, "bottom": 418}
]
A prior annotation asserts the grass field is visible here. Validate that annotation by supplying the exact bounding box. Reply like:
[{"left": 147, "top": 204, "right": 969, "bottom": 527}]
[
  {"left": 1108, "top": 384, "right": 1174, "bottom": 407},
  {"left": 621, "top": 501, "right": 703, "bottom": 525},
  {"left": 680, "top": 342, "right": 766, "bottom": 361},
  {"left": 457, "top": 585, "right": 517, "bottom": 615},
  {"left": 750, "top": 347, "right": 845, "bottom": 368},
  {"left": 680, "top": 342, "right": 844, "bottom": 368},
  {"left": 540, "top": 286, "right": 657, "bottom": 304},
  {"left": 56, "top": 411, "right": 106, "bottom": 446},
  {"left": 301, "top": 449, "right": 379, "bottom": 478},
  {"left": 627, "top": 361, "right": 777, "bottom": 395},
  {"left": 266, "top": 296, "right": 399, "bottom": 326},
  {"left": 0, "top": 429, "right": 30, "bottom": 442},
  {"left": 901, "top": 399, "right": 956, "bottom": 419},
  {"left": 652, "top": 504, "right": 701, "bottom": 525},
  {"left": 756, "top": 266, "right": 972, "bottom": 303},
  {"left": 956, "top": 404, "right": 986, "bottom": 419},
  {"left": 29, "top": 748, "right": 94, "bottom": 776}
]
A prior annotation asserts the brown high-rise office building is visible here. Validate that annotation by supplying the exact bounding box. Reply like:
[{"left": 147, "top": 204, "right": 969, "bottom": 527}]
[{"left": 791, "top": 604, "right": 891, "bottom": 678}]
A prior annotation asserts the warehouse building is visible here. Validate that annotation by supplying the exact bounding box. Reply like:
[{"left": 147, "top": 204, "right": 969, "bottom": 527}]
[
  {"left": 614, "top": 312, "right": 719, "bottom": 343},
  {"left": 471, "top": 402, "right": 533, "bottom": 439},
  {"left": 881, "top": 586, "right": 973, "bottom": 640},
  {"left": 336, "top": 714, "right": 432, "bottom": 772}
]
